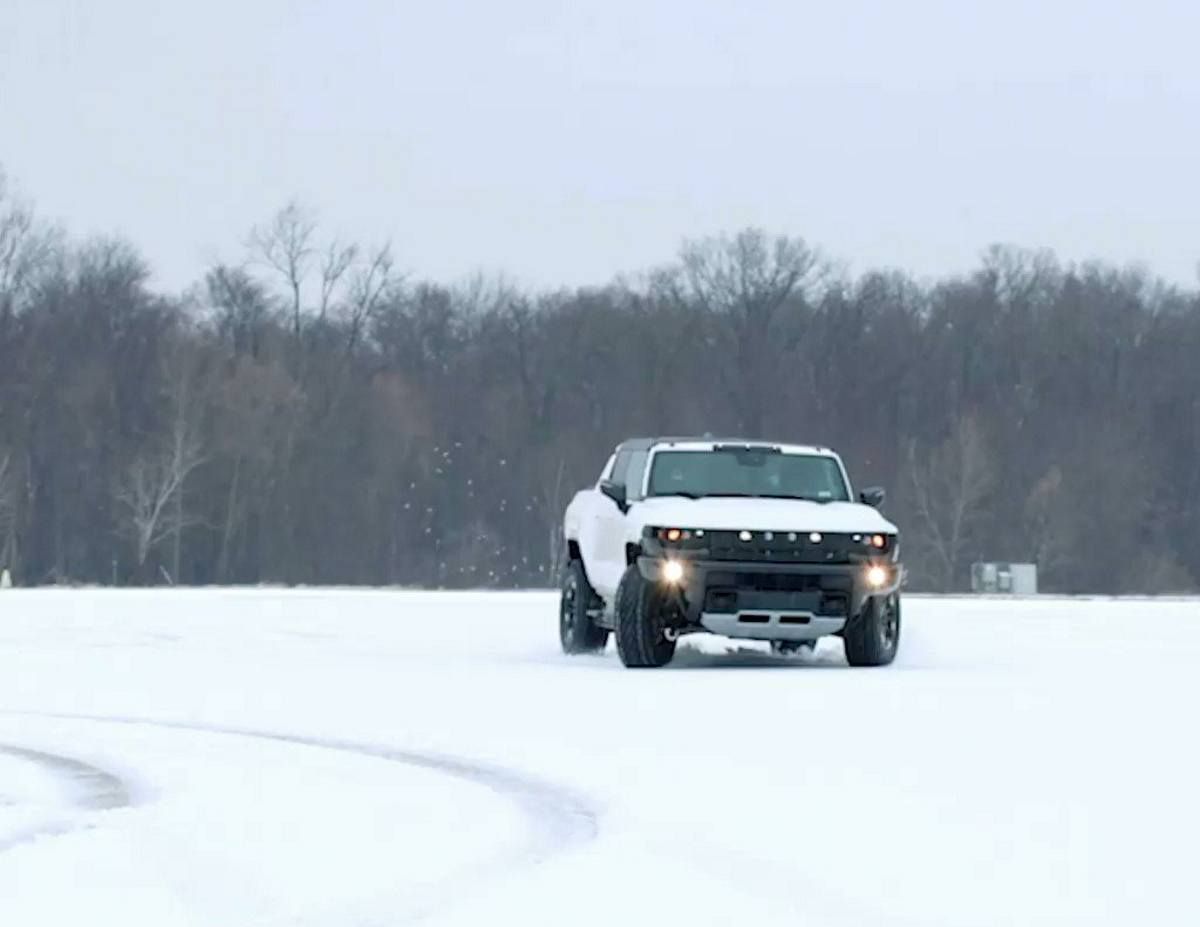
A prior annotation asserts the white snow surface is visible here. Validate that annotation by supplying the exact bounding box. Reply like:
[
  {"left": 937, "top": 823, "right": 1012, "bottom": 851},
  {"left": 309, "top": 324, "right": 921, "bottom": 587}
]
[{"left": 0, "top": 588, "right": 1197, "bottom": 926}]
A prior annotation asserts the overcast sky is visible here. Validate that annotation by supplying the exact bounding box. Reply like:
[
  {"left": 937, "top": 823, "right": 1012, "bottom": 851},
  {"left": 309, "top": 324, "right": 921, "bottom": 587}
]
[{"left": 2, "top": 0, "right": 1198, "bottom": 291}]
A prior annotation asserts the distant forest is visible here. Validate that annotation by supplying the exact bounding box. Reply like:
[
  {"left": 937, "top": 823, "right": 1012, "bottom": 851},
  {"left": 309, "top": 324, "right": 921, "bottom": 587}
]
[{"left": 1, "top": 168, "right": 1197, "bottom": 593}]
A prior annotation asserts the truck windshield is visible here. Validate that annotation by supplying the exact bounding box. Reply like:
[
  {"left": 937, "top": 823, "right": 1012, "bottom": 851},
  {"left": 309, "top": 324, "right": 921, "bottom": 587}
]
[{"left": 646, "top": 450, "right": 849, "bottom": 501}]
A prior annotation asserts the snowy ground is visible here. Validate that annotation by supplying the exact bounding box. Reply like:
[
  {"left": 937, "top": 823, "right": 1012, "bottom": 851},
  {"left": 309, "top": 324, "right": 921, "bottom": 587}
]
[{"left": 0, "top": 589, "right": 1197, "bottom": 926}]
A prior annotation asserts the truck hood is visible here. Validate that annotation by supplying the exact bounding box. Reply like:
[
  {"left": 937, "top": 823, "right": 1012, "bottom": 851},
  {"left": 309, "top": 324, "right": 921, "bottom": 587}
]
[{"left": 628, "top": 496, "right": 898, "bottom": 537}]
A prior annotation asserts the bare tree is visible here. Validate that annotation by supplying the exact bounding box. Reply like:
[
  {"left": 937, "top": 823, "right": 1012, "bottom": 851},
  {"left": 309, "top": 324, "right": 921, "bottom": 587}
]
[
  {"left": 319, "top": 239, "right": 358, "bottom": 323},
  {"left": 115, "top": 352, "right": 206, "bottom": 581},
  {"left": 982, "top": 244, "right": 1062, "bottom": 310},
  {"left": 248, "top": 203, "right": 396, "bottom": 355},
  {"left": 540, "top": 457, "right": 568, "bottom": 582},
  {"left": 210, "top": 355, "right": 303, "bottom": 583},
  {"left": 682, "top": 229, "right": 821, "bottom": 317},
  {"left": 0, "top": 171, "right": 57, "bottom": 319},
  {"left": 1022, "top": 464, "right": 1066, "bottom": 578},
  {"left": 250, "top": 201, "right": 316, "bottom": 337},
  {"left": 206, "top": 265, "right": 273, "bottom": 356},
  {"left": 680, "top": 228, "right": 824, "bottom": 434},
  {"left": 906, "top": 416, "right": 995, "bottom": 591},
  {"left": 344, "top": 243, "right": 395, "bottom": 351},
  {"left": 0, "top": 449, "right": 17, "bottom": 572}
]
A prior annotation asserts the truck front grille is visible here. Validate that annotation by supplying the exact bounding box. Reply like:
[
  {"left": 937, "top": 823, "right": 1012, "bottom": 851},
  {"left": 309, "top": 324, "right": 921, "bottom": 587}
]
[{"left": 705, "top": 530, "right": 857, "bottom": 563}]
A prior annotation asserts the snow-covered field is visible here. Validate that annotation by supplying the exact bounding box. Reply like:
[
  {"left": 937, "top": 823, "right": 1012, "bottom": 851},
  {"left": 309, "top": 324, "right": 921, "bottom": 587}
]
[{"left": 0, "top": 590, "right": 1197, "bottom": 926}]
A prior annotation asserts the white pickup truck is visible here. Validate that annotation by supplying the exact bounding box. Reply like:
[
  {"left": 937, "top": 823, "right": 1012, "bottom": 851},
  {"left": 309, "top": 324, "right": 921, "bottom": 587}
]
[{"left": 561, "top": 437, "right": 903, "bottom": 668}]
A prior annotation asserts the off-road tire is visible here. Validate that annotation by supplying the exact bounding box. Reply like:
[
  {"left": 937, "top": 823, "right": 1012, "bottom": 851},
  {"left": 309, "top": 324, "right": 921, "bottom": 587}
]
[
  {"left": 614, "top": 564, "right": 676, "bottom": 668},
  {"left": 843, "top": 593, "right": 901, "bottom": 667},
  {"left": 559, "top": 560, "right": 609, "bottom": 654}
]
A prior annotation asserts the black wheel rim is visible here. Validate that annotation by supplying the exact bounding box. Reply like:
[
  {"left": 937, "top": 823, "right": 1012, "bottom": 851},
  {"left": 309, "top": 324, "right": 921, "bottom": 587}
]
[
  {"left": 648, "top": 589, "right": 670, "bottom": 646},
  {"left": 879, "top": 596, "right": 899, "bottom": 650},
  {"left": 560, "top": 573, "right": 577, "bottom": 642}
]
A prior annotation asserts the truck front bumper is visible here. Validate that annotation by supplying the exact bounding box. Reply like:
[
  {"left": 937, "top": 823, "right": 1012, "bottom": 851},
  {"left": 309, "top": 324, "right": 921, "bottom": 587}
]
[{"left": 636, "top": 555, "right": 903, "bottom": 641}]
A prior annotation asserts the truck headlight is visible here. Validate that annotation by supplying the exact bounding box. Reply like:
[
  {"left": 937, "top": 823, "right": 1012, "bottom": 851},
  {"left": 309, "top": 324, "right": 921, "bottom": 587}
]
[
  {"left": 661, "top": 559, "right": 685, "bottom": 584},
  {"left": 866, "top": 565, "right": 889, "bottom": 588}
]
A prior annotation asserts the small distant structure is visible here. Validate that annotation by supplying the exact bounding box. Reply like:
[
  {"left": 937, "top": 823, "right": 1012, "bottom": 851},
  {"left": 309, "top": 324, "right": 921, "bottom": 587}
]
[
  {"left": 971, "top": 561, "right": 1037, "bottom": 595},
  {"left": 0, "top": 568, "right": 11, "bottom": 589}
]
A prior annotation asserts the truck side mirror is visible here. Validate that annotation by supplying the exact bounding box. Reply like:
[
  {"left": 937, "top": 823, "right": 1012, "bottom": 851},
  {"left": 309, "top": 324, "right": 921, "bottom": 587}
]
[
  {"left": 859, "top": 486, "right": 886, "bottom": 508},
  {"left": 600, "top": 479, "right": 628, "bottom": 512}
]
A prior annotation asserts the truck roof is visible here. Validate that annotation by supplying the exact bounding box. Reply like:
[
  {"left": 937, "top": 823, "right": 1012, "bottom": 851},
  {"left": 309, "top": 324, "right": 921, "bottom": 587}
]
[{"left": 616, "top": 437, "right": 838, "bottom": 457}]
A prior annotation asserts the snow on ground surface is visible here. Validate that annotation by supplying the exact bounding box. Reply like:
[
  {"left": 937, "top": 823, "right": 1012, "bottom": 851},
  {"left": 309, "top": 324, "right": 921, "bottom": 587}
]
[{"left": 0, "top": 589, "right": 1197, "bottom": 926}]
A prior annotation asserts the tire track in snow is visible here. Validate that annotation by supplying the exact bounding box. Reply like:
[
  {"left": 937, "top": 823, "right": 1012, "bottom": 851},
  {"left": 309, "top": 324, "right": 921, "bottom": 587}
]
[
  {"left": 3, "top": 712, "right": 598, "bottom": 923},
  {"left": 0, "top": 744, "right": 131, "bottom": 853}
]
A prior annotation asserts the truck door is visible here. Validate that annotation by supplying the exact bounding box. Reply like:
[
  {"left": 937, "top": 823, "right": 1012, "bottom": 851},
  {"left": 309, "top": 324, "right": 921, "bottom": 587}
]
[
  {"left": 594, "top": 449, "right": 649, "bottom": 596},
  {"left": 577, "top": 450, "right": 626, "bottom": 599}
]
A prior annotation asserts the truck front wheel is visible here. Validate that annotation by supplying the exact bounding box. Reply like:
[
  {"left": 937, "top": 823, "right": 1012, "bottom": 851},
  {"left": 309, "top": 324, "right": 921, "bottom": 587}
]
[
  {"left": 614, "top": 564, "right": 676, "bottom": 668},
  {"left": 843, "top": 593, "right": 901, "bottom": 667},
  {"left": 559, "top": 560, "right": 609, "bottom": 655}
]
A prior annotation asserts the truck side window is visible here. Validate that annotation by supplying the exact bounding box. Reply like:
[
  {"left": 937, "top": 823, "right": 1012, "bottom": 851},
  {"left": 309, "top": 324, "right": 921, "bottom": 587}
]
[
  {"left": 609, "top": 450, "right": 633, "bottom": 487},
  {"left": 624, "top": 450, "right": 649, "bottom": 500},
  {"left": 598, "top": 454, "right": 617, "bottom": 483}
]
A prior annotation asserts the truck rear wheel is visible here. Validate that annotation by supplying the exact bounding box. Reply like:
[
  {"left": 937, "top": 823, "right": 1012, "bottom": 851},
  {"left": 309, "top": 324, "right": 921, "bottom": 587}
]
[
  {"left": 614, "top": 564, "right": 676, "bottom": 668},
  {"left": 559, "top": 560, "right": 609, "bottom": 654},
  {"left": 843, "top": 593, "right": 900, "bottom": 667}
]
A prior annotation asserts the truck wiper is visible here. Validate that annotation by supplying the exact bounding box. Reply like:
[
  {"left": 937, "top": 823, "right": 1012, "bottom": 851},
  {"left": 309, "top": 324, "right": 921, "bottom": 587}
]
[
  {"left": 650, "top": 492, "right": 835, "bottom": 502},
  {"left": 651, "top": 491, "right": 757, "bottom": 499}
]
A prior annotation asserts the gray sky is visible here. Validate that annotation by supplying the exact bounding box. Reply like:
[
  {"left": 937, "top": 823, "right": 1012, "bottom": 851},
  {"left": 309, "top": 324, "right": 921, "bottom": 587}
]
[{"left": 2, "top": 0, "right": 1198, "bottom": 291}]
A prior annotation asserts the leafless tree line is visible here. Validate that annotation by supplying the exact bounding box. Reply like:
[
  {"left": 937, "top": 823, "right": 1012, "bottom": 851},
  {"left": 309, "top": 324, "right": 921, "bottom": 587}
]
[{"left": 1, "top": 168, "right": 1198, "bottom": 592}]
